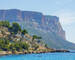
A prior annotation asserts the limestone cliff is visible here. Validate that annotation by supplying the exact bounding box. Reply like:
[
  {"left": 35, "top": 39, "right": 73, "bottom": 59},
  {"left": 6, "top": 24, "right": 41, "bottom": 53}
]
[{"left": 0, "top": 9, "right": 75, "bottom": 49}]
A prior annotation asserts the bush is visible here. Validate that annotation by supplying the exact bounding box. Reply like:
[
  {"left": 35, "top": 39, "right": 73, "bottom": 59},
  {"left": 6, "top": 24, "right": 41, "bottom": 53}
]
[
  {"left": 22, "top": 29, "right": 28, "bottom": 35},
  {"left": 0, "top": 21, "right": 10, "bottom": 27},
  {"left": 12, "top": 22, "right": 21, "bottom": 34}
]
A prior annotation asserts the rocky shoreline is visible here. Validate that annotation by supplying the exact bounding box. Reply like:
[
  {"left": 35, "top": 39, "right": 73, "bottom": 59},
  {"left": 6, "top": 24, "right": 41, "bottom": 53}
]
[{"left": 0, "top": 49, "right": 69, "bottom": 56}]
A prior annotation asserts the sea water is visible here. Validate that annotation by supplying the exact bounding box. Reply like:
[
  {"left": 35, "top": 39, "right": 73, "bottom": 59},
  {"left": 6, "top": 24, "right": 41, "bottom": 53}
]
[{"left": 0, "top": 53, "right": 75, "bottom": 60}]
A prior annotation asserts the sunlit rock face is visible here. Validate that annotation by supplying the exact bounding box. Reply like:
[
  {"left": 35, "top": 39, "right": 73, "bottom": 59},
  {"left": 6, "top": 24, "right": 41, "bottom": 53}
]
[
  {"left": 0, "top": 9, "right": 65, "bottom": 39},
  {"left": 0, "top": 9, "right": 75, "bottom": 49}
]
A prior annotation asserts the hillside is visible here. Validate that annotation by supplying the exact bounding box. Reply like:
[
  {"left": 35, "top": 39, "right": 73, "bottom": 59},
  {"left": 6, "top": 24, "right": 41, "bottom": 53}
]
[
  {"left": 0, "top": 21, "right": 52, "bottom": 54},
  {"left": 0, "top": 9, "right": 75, "bottom": 49}
]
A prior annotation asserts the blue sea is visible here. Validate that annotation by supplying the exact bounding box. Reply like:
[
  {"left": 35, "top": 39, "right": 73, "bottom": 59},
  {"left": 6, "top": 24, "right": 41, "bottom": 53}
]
[{"left": 0, "top": 53, "right": 75, "bottom": 60}]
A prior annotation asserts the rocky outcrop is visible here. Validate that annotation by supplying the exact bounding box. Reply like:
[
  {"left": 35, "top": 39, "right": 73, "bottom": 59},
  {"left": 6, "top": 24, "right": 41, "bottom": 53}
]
[{"left": 0, "top": 49, "right": 70, "bottom": 56}]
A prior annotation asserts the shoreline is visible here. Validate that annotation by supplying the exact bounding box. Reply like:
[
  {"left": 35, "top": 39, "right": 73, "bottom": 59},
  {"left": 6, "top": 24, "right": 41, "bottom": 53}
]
[{"left": 0, "top": 49, "right": 70, "bottom": 56}]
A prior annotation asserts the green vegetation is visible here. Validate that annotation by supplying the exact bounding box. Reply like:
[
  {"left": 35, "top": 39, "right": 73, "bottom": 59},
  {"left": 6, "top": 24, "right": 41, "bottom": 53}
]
[
  {"left": 0, "top": 21, "right": 10, "bottom": 27},
  {"left": 22, "top": 29, "right": 28, "bottom": 35},
  {"left": 0, "top": 21, "right": 45, "bottom": 52},
  {"left": 32, "top": 35, "right": 42, "bottom": 41},
  {"left": 32, "top": 44, "right": 39, "bottom": 50},
  {"left": 12, "top": 22, "right": 21, "bottom": 34},
  {"left": 45, "top": 44, "right": 48, "bottom": 48},
  {"left": 0, "top": 38, "right": 30, "bottom": 51}
]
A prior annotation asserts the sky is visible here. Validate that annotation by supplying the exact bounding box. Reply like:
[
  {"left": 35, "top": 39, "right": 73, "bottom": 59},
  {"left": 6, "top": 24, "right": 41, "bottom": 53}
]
[{"left": 0, "top": 0, "right": 75, "bottom": 43}]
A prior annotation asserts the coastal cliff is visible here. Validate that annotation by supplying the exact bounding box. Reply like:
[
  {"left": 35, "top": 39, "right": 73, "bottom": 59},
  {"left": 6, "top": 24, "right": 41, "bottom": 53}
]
[
  {"left": 0, "top": 9, "right": 65, "bottom": 40},
  {"left": 0, "top": 9, "right": 75, "bottom": 49}
]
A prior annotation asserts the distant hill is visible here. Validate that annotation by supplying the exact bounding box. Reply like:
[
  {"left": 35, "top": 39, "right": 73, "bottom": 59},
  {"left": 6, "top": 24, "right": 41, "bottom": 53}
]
[{"left": 0, "top": 9, "right": 75, "bottom": 49}]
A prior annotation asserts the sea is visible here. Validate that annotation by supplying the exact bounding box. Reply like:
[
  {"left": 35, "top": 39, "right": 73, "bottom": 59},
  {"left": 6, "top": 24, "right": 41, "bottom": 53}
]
[{"left": 0, "top": 52, "right": 75, "bottom": 60}]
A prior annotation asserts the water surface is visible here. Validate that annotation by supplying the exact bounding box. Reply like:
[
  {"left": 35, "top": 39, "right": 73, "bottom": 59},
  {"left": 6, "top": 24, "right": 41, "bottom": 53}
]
[{"left": 0, "top": 53, "right": 75, "bottom": 60}]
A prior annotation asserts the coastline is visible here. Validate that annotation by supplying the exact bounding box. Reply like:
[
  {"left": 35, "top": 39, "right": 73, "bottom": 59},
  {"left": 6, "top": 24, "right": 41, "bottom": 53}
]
[{"left": 0, "top": 49, "right": 70, "bottom": 56}]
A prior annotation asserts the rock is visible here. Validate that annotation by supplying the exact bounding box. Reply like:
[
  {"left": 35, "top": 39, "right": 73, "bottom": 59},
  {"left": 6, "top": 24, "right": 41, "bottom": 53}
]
[{"left": 0, "top": 9, "right": 75, "bottom": 49}]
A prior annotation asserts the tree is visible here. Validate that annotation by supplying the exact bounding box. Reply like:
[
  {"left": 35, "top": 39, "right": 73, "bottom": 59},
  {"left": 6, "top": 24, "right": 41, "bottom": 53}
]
[
  {"left": 37, "top": 37, "right": 42, "bottom": 39},
  {"left": 32, "top": 35, "right": 38, "bottom": 41},
  {"left": 3, "top": 45, "right": 10, "bottom": 51},
  {"left": 4, "top": 40, "right": 9, "bottom": 44},
  {"left": 20, "top": 42, "right": 30, "bottom": 50},
  {"left": 45, "top": 44, "right": 48, "bottom": 48},
  {"left": 32, "top": 44, "right": 39, "bottom": 50},
  {"left": 14, "top": 43, "right": 22, "bottom": 51},
  {"left": 0, "top": 21, "right": 10, "bottom": 27},
  {"left": 32, "top": 35, "right": 42, "bottom": 41},
  {"left": 12, "top": 23, "right": 21, "bottom": 34},
  {"left": 22, "top": 29, "right": 28, "bottom": 35}
]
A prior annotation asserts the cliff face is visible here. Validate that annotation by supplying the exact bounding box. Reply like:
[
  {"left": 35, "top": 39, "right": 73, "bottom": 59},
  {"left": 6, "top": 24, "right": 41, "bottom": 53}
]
[
  {"left": 0, "top": 9, "right": 75, "bottom": 49},
  {"left": 0, "top": 9, "right": 65, "bottom": 40}
]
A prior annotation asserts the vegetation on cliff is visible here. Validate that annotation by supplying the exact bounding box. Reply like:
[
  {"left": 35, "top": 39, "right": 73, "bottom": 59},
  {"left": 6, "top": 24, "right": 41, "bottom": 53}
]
[
  {"left": 0, "top": 21, "right": 49, "bottom": 53},
  {"left": 0, "top": 21, "right": 69, "bottom": 55}
]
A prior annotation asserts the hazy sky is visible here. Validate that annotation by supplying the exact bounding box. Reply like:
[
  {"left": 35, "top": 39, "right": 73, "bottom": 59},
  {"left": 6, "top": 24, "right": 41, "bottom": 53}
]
[{"left": 0, "top": 0, "right": 75, "bottom": 43}]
